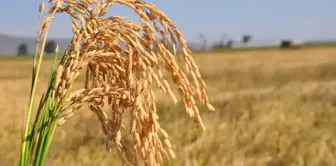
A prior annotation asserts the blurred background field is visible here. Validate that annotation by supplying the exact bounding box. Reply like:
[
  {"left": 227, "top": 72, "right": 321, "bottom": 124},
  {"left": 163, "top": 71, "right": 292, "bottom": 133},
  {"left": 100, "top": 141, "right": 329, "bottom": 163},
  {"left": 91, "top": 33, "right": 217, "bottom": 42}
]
[{"left": 2, "top": 47, "right": 336, "bottom": 166}]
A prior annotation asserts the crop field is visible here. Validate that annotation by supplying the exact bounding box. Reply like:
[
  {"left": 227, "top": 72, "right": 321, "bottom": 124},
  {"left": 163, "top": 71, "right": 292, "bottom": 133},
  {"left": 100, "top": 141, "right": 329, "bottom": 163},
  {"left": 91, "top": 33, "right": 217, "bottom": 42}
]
[{"left": 2, "top": 47, "right": 336, "bottom": 166}]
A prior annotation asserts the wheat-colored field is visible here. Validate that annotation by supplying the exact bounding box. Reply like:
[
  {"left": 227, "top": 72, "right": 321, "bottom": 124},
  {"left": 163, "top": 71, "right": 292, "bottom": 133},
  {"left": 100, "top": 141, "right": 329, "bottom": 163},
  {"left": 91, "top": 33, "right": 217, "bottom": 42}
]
[{"left": 2, "top": 47, "right": 336, "bottom": 166}]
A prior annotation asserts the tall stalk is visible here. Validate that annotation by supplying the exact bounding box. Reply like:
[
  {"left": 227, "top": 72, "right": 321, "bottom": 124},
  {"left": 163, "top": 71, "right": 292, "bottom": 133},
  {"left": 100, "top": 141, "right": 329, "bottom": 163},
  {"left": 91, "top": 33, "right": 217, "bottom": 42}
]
[{"left": 19, "top": 2, "right": 63, "bottom": 166}]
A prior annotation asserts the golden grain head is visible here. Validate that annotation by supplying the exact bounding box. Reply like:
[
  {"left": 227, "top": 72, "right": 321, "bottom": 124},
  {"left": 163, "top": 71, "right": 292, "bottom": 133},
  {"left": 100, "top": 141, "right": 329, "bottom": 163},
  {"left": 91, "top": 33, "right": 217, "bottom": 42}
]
[{"left": 40, "top": 0, "right": 214, "bottom": 165}]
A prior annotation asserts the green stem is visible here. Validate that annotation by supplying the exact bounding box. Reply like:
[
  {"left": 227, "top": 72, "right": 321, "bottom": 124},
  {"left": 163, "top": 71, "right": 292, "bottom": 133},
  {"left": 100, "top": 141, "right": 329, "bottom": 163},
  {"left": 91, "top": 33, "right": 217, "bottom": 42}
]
[
  {"left": 29, "top": 94, "right": 46, "bottom": 161},
  {"left": 31, "top": 43, "right": 60, "bottom": 165},
  {"left": 19, "top": 104, "right": 28, "bottom": 166},
  {"left": 20, "top": 7, "right": 59, "bottom": 166},
  {"left": 33, "top": 109, "right": 48, "bottom": 165},
  {"left": 39, "top": 121, "right": 58, "bottom": 166}
]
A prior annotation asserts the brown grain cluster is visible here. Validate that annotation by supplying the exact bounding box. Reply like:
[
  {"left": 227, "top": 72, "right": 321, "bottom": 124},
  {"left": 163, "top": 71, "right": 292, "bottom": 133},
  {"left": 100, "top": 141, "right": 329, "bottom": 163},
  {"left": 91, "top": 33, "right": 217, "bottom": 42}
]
[{"left": 41, "top": 0, "right": 215, "bottom": 165}]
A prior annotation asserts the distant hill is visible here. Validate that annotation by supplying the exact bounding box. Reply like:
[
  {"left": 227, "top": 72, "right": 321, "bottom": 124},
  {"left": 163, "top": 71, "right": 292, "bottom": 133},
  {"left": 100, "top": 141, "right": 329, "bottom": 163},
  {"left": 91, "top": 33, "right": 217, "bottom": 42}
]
[{"left": 0, "top": 34, "right": 70, "bottom": 56}]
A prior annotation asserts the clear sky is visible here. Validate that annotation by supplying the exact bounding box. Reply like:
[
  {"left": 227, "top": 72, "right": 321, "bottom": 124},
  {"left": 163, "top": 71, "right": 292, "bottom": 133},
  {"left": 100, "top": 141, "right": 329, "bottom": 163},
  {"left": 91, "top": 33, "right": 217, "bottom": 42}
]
[{"left": 0, "top": 0, "right": 335, "bottom": 43}]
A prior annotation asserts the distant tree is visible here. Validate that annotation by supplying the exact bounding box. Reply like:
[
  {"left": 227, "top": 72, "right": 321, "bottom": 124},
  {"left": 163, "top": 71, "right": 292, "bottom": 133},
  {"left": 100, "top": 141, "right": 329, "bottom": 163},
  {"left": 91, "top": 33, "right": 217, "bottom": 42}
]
[
  {"left": 211, "top": 33, "right": 234, "bottom": 50},
  {"left": 45, "top": 40, "right": 57, "bottom": 54},
  {"left": 219, "top": 33, "right": 228, "bottom": 47},
  {"left": 241, "top": 34, "right": 252, "bottom": 44},
  {"left": 211, "top": 42, "right": 221, "bottom": 50},
  {"left": 199, "top": 33, "right": 207, "bottom": 51},
  {"left": 226, "top": 39, "right": 233, "bottom": 48},
  {"left": 17, "top": 43, "right": 28, "bottom": 56},
  {"left": 211, "top": 33, "right": 229, "bottom": 50}
]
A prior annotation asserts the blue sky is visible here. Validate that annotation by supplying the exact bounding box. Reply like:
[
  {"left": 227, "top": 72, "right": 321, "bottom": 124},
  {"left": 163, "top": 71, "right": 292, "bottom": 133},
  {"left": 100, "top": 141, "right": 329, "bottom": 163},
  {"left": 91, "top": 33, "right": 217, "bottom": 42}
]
[{"left": 0, "top": 0, "right": 335, "bottom": 43}]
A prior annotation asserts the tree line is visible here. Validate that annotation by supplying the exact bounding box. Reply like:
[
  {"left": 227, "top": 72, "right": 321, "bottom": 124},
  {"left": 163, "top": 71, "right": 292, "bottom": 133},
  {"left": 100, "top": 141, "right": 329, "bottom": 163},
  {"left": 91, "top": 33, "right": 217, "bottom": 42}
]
[
  {"left": 17, "top": 40, "right": 57, "bottom": 56},
  {"left": 16, "top": 34, "right": 254, "bottom": 56},
  {"left": 202, "top": 33, "right": 253, "bottom": 50}
]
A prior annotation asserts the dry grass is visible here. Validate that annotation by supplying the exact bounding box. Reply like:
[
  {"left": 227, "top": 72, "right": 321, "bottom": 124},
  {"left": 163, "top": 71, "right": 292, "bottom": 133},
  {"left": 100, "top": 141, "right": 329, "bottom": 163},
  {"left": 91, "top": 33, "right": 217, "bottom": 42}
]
[{"left": 2, "top": 47, "right": 336, "bottom": 165}]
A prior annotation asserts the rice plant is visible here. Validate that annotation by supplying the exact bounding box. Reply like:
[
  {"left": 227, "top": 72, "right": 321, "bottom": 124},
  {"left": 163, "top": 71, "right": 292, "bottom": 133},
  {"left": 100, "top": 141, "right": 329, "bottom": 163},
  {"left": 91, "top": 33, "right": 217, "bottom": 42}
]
[{"left": 19, "top": 0, "right": 215, "bottom": 165}]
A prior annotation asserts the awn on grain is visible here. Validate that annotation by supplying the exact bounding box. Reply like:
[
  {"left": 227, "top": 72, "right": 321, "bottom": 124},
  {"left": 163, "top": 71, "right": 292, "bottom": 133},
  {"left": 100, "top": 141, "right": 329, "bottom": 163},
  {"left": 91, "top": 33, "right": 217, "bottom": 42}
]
[{"left": 23, "top": 0, "right": 215, "bottom": 165}]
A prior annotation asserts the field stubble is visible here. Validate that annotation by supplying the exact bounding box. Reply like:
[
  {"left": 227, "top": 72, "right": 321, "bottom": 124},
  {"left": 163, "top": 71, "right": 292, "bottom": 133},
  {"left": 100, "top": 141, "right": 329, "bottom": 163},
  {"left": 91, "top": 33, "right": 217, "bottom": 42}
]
[{"left": 2, "top": 47, "right": 336, "bottom": 165}]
